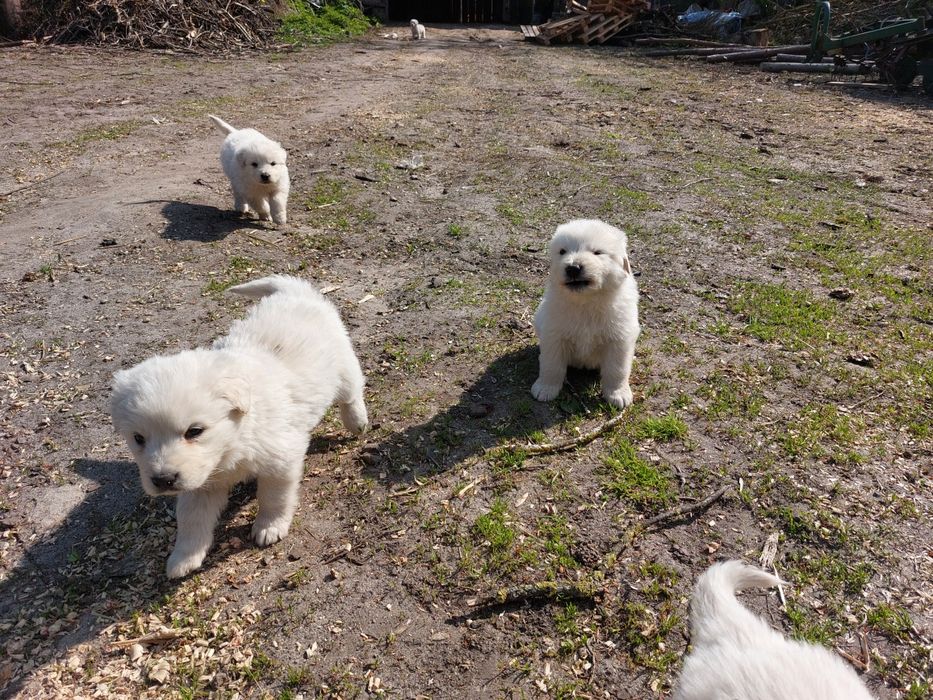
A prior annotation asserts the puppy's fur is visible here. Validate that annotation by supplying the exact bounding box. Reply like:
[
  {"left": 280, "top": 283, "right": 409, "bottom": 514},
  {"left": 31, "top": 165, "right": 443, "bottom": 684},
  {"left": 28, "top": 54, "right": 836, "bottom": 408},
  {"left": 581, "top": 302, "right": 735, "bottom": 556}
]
[
  {"left": 532, "top": 219, "right": 640, "bottom": 409},
  {"left": 410, "top": 19, "right": 426, "bottom": 39},
  {"left": 209, "top": 115, "right": 290, "bottom": 225},
  {"left": 674, "top": 561, "right": 874, "bottom": 700},
  {"left": 111, "top": 276, "right": 368, "bottom": 579}
]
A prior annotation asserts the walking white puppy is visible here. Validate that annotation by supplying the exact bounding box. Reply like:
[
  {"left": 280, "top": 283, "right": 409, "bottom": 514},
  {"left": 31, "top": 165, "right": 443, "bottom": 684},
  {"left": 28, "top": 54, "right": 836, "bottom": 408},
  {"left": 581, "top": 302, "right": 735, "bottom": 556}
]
[
  {"left": 674, "top": 561, "right": 874, "bottom": 700},
  {"left": 410, "top": 19, "right": 426, "bottom": 39},
  {"left": 208, "top": 114, "right": 290, "bottom": 225},
  {"left": 531, "top": 219, "right": 640, "bottom": 409},
  {"left": 111, "top": 276, "right": 368, "bottom": 579}
]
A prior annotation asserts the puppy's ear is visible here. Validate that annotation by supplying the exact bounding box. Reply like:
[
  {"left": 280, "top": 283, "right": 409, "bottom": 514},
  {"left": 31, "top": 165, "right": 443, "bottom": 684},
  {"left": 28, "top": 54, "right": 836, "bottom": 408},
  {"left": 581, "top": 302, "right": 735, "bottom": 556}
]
[
  {"left": 623, "top": 255, "right": 632, "bottom": 274},
  {"left": 218, "top": 375, "right": 250, "bottom": 416}
]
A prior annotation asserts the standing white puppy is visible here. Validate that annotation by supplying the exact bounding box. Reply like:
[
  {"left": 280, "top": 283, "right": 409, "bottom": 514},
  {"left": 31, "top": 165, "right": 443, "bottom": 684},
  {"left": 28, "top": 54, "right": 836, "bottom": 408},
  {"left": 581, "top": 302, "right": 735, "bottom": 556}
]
[
  {"left": 674, "top": 561, "right": 874, "bottom": 700},
  {"left": 532, "top": 219, "right": 640, "bottom": 409},
  {"left": 208, "top": 114, "right": 290, "bottom": 225},
  {"left": 410, "top": 19, "right": 426, "bottom": 39},
  {"left": 111, "top": 276, "right": 368, "bottom": 578}
]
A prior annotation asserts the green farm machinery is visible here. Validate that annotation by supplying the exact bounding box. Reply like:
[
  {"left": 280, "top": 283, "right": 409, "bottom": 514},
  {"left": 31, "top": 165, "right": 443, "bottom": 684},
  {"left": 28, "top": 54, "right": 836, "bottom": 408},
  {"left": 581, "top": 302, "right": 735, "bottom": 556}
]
[{"left": 808, "top": 1, "right": 933, "bottom": 92}]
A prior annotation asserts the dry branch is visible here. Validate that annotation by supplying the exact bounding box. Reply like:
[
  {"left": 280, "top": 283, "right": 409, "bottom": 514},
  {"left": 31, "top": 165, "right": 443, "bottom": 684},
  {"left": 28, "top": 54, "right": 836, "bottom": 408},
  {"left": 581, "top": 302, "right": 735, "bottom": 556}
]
[
  {"left": 641, "top": 485, "right": 731, "bottom": 528},
  {"left": 490, "top": 411, "right": 626, "bottom": 456}
]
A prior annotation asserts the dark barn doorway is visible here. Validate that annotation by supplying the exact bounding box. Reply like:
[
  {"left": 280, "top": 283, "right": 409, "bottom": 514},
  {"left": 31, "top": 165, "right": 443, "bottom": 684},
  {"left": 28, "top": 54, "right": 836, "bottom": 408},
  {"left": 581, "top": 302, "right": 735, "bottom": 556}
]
[{"left": 387, "top": 1, "right": 552, "bottom": 24}]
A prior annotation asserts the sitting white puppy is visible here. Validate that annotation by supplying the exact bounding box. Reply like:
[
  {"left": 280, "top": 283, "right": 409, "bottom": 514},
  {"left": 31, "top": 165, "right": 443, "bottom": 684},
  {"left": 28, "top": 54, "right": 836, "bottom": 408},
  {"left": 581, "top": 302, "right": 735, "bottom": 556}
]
[
  {"left": 531, "top": 219, "right": 640, "bottom": 409},
  {"left": 111, "top": 275, "right": 368, "bottom": 579},
  {"left": 674, "top": 561, "right": 874, "bottom": 700},
  {"left": 410, "top": 19, "right": 426, "bottom": 40},
  {"left": 208, "top": 114, "right": 290, "bottom": 225}
]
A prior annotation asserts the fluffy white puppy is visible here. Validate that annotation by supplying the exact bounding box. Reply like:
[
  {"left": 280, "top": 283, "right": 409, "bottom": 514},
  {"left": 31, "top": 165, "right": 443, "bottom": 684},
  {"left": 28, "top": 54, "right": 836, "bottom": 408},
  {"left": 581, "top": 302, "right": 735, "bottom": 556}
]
[
  {"left": 111, "top": 275, "right": 368, "bottom": 579},
  {"left": 208, "top": 114, "right": 290, "bottom": 225},
  {"left": 674, "top": 561, "right": 874, "bottom": 700},
  {"left": 410, "top": 19, "right": 426, "bottom": 39},
  {"left": 531, "top": 219, "right": 640, "bottom": 409}
]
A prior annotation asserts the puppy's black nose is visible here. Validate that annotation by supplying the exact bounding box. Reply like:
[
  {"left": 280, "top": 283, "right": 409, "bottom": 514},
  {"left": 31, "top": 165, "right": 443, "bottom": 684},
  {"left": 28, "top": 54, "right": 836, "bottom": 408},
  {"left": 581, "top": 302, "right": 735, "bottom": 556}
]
[
  {"left": 151, "top": 473, "right": 178, "bottom": 491},
  {"left": 565, "top": 263, "right": 584, "bottom": 280},
  {"left": 260, "top": 173, "right": 271, "bottom": 183}
]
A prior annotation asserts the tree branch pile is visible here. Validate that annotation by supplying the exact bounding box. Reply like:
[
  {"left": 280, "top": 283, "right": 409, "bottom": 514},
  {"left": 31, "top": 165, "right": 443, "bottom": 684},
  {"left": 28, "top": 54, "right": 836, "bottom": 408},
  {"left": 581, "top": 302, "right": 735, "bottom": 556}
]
[{"left": 26, "top": 0, "right": 289, "bottom": 52}]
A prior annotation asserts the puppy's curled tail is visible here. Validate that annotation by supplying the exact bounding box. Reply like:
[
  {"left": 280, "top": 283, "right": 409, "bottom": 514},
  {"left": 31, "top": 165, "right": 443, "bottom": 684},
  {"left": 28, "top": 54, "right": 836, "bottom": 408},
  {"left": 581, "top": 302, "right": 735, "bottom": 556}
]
[
  {"left": 208, "top": 114, "right": 236, "bottom": 135},
  {"left": 228, "top": 275, "right": 315, "bottom": 300},
  {"left": 689, "top": 560, "right": 782, "bottom": 648}
]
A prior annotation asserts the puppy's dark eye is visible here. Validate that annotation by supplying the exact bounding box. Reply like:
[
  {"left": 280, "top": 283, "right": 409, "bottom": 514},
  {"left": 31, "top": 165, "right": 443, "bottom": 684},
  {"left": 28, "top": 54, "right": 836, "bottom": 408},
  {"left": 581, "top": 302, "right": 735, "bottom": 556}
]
[
  {"left": 133, "top": 433, "right": 145, "bottom": 446},
  {"left": 184, "top": 426, "right": 204, "bottom": 441},
  {"left": 559, "top": 248, "right": 566, "bottom": 255},
  {"left": 593, "top": 250, "right": 603, "bottom": 255},
  {"left": 270, "top": 162, "right": 276, "bottom": 166},
  {"left": 251, "top": 162, "right": 258, "bottom": 168}
]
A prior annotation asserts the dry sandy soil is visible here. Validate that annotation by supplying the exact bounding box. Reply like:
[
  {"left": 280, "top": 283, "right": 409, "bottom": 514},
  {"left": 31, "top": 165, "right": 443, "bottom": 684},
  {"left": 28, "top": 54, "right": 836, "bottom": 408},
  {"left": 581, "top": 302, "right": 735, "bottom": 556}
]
[{"left": 0, "top": 24, "right": 931, "bottom": 700}]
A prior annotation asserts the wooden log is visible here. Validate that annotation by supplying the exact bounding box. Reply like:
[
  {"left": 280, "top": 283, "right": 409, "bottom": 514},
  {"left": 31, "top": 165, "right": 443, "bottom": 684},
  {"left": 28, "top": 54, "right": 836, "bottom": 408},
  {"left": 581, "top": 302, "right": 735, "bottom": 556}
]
[
  {"left": 760, "top": 62, "right": 867, "bottom": 74},
  {"left": 635, "top": 36, "right": 747, "bottom": 47},
  {"left": 645, "top": 45, "right": 749, "bottom": 57},
  {"left": 707, "top": 44, "right": 810, "bottom": 63}
]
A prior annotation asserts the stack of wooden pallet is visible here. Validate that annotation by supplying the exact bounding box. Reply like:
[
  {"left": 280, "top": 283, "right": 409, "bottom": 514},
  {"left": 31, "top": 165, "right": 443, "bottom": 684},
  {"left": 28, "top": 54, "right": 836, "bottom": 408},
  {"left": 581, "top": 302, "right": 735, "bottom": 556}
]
[{"left": 521, "top": 0, "right": 650, "bottom": 46}]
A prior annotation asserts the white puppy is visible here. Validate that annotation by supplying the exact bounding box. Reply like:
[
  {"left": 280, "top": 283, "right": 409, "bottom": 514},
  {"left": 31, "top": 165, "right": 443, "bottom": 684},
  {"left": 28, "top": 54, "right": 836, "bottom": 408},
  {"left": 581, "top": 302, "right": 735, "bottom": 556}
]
[
  {"left": 111, "top": 275, "right": 368, "bottom": 579},
  {"left": 410, "top": 19, "right": 426, "bottom": 40},
  {"left": 208, "top": 114, "right": 290, "bottom": 225},
  {"left": 674, "top": 561, "right": 874, "bottom": 700},
  {"left": 531, "top": 219, "right": 640, "bottom": 409}
]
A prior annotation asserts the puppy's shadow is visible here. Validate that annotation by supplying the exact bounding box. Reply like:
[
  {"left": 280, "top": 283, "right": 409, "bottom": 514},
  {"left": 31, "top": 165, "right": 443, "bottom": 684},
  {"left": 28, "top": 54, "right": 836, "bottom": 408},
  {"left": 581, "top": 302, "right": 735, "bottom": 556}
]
[
  {"left": 0, "top": 458, "right": 181, "bottom": 697},
  {"left": 363, "top": 344, "right": 607, "bottom": 484},
  {"left": 159, "top": 201, "right": 265, "bottom": 242}
]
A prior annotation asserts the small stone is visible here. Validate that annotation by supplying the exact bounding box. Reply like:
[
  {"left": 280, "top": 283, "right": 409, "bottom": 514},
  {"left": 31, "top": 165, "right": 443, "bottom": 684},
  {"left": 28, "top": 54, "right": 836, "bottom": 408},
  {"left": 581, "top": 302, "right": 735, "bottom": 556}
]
[{"left": 829, "top": 288, "right": 854, "bottom": 301}]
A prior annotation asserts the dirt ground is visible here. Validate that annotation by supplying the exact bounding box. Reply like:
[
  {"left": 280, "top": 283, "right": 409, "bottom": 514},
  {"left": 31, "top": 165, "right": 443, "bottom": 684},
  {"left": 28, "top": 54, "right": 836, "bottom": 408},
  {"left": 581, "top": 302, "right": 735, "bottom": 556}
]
[{"left": 0, "top": 23, "right": 931, "bottom": 700}]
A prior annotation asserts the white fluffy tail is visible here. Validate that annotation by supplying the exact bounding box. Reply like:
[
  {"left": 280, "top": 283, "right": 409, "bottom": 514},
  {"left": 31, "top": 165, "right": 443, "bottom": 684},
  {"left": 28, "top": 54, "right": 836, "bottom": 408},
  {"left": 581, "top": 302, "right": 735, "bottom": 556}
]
[
  {"left": 227, "top": 275, "right": 316, "bottom": 300},
  {"left": 208, "top": 114, "right": 236, "bottom": 135},
  {"left": 690, "top": 561, "right": 782, "bottom": 647}
]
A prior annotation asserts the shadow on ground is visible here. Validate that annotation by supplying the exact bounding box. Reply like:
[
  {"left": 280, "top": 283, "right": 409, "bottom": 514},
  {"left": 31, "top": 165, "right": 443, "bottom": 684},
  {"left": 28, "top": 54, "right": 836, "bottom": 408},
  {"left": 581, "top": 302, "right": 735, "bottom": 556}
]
[
  {"left": 361, "top": 344, "right": 607, "bottom": 483},
  {"left": 0, "top": 459, "right": 174, "bottom": 696},
  {"left": 160, "top": 201, "right": 264, "bottom": 242}
]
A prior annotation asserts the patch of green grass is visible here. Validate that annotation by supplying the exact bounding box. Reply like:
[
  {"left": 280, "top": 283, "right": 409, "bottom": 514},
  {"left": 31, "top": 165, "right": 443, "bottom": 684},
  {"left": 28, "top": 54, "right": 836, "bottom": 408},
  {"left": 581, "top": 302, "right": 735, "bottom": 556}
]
[
  {"left": 786, "top": 602, "right": 838, "bottom": 645},
  {"left": 781, "top": 404, "right": 859, "bottom": 460},
  {"left": 473, "top": 499, "right": 516, "bottom": 554},
  {"left": 278, "top": 0, "right": 373, "bottom": 45},
  {"left": 601, "top": 438, "right": 673, "bottom": 510},
  {"left": 866, "top": 603, "right": 913, "bottom": 641},
  {"left": 447, "top": 223, "right": 466, "bottom": 239},
  {"left": 698, "top": 372, "right": 764, "bottom": 420},
  {"left": 537, "top": 514, "right": 578, "bottom": 572},
  {"left": 69, "top": 120, "right": 142, "bottom": 147},
  {"left": 600, "top": 185, "right": 661, "bottom": 215},
  {"left": 304, "top": 177, "right": 347, "bottom": 207},
  {"left": 905, "top": 680, "right": 931, "bottom": 700},
  {"left": 796, "top": 554, "right": 872, "bottom": 595},
  {"left": 633, "top": 413, "right": 688, "bottom": 442},
  {"left": 496, "top": 202, "right": 524, "bottom": 227},
  {"left": 729, "top": 282, "right": 839, "bottom": 349}
]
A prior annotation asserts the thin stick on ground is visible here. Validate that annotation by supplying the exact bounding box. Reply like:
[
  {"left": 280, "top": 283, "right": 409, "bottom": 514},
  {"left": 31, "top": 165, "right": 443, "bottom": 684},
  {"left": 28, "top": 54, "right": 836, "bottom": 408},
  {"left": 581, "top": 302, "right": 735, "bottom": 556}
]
[
  {"left": 109, "top": 628, "right": 190, "bottom": 649},
  {"left": 491, "top": 412, "right": 626, "bottom": 456},
  {"left": 0, "top": 170, "right": 66, "bottom": 199},
  {"left": 641, "top": 484, "right": 731, "bottom": 528}
]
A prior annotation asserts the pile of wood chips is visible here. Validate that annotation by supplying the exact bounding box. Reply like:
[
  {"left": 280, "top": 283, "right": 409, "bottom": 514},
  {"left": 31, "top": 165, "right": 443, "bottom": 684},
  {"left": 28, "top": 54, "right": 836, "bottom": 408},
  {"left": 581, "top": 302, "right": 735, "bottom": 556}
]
[
  {"left": 521, "top": 0, "right": 651, "bottom": 46},
  {"left": 29, "top": 0, "right": 283, "bottom": 52}
]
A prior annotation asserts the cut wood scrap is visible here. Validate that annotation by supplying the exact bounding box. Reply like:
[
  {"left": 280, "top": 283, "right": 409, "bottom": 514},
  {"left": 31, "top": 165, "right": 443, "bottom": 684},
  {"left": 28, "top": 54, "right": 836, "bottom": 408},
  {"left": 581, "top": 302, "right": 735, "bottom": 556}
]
[
  {"left": 706, "top": 44, "right": 809, "bottom": 63},
  {"left": 520, "top": 24, "right": 540, "bottom": 39}
]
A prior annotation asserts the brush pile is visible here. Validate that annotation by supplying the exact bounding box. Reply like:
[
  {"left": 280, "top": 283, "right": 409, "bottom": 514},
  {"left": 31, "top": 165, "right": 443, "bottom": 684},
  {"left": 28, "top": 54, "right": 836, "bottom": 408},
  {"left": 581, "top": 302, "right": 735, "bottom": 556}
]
[
  {"left": 521, "top": 0, "right": 651, "bottom": 45},
  {"left": 24, "top": 0, "right": 286, "bottom": 52}
]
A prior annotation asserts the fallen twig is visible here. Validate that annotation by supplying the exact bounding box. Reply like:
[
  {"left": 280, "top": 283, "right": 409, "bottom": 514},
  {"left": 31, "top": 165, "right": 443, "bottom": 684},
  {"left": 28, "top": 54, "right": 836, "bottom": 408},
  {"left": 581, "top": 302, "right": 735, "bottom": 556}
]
[
  {"left": 0, "top": 170, "right": 67, "bottom": 199},
  {"left": 109, "top": 627, "right": 190, "bottom": 649},
  {"left": 641, "top": 485, "right": 731, "bottom": 529},
  {"left": 836, "top": 647, "right": 869, "bottom": 672},
  {"left": 491, "top": 412, "right": 626, "bottom": 456}
]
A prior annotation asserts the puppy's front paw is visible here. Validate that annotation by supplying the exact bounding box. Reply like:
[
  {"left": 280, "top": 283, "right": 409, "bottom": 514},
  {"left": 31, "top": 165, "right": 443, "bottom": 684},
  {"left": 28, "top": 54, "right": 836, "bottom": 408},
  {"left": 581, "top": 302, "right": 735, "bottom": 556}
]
[
  {"left": 604, "top": 384, "right": 634, "bottom": 409},
  {"left": 252, "top": 521, "right": 289, "bottom": 547},
  {"left": 272, "top": 214, "right": 287, "bottom": 226},
  {"left": 531, "top": 379, "right": 562, "bottom": 402},
  {"left": 166, "top": 550, "right": 205, "bottom": 579}
]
